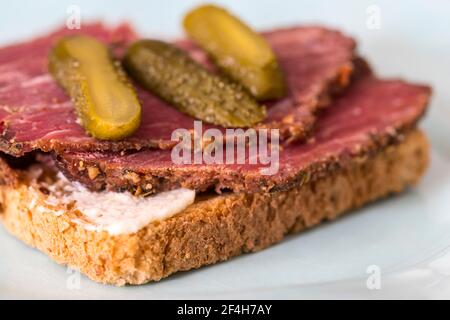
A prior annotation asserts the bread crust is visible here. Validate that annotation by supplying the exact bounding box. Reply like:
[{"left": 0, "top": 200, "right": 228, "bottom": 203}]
[{"left": 0, "top": 129, "right": 429, "bottom": 286}]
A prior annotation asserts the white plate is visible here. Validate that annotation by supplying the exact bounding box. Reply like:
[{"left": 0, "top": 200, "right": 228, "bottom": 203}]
[{"left": 1, "top": 0, "right": 450, "bottom": 299}]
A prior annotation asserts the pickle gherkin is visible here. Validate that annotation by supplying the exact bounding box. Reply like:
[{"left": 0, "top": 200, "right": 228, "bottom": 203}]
[
  {"left": 123, "top": 39, "right": 266, "bottom": 127},
  {"left": 49, "top": 35, "right": 142, "bottom": 140},
  {"left": 183, "top": 4, "right": 285, "bottom": 100}
]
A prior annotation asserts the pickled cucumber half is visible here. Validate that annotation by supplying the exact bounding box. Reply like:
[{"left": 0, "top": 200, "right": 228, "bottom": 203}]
[
  {"left": 183, "top": 4, "right": 285, "bottom": 100},
  {"left": 123, "top": 40, "right": 265, "bottom": 127},
  {"left": 49, "top": 35, "right": 141, "bottom": 140}
]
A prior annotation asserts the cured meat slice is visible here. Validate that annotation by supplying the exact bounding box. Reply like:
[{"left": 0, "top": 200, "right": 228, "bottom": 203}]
[
  {"left": 0, "top": 24, "right": 355, "bottom": 156},
  {"left": 55, "top": 76, "right": 431, "bottom": 194}
]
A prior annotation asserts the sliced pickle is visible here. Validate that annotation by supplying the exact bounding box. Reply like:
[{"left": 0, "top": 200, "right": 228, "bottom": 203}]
[
  {"left": 183, "top": 4, "right": 285, "bottom": 100},
  {"left": 48, "top": 35, "right": 141, "bottom": 140},
  {"left": 123, "top": 40, "right": 265, "bottom": 127}
]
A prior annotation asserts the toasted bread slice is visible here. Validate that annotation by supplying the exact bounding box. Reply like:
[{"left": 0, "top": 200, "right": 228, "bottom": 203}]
[{"left": 0, "top": 129, "right": 429, "bottom": 286}]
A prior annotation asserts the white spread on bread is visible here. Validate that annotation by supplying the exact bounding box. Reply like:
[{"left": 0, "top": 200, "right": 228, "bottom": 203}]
[
  {"left": 66, "top": 185, "right": 195, "bottom": 235},
  {"left": 26, "top": 167, "right": 195, "bottom": 235}
]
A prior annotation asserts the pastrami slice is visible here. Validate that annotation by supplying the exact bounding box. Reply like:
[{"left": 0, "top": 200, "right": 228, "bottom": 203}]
[
  {"left": 0, "top": 24, "right": 356, "bottom": 156},
  {"left": 55, "top": 76, "right": 431, "bottom": 195}
]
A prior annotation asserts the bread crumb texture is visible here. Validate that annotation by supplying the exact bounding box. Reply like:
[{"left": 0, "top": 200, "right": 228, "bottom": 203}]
[{"left": 0, "top": 130, "right": 429, "bottom": 286}]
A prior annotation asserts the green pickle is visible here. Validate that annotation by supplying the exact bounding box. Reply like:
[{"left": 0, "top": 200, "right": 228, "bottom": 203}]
[
  {"left": 123, "top": 40, "right": 265, "bottom": 127},
  {"left": 183, "top": 4, "right": 285, "bottom": 100},
  {"left": 49, "top": 35, "right": 142, "bottom": 140}
]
